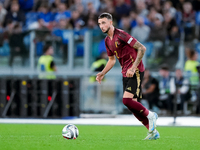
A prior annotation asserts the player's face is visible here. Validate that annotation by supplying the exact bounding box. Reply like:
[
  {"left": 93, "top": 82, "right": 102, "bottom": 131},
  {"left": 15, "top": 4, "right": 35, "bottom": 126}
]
[{"left": 98, "top": 18, "right": 112, "bottom": 33}]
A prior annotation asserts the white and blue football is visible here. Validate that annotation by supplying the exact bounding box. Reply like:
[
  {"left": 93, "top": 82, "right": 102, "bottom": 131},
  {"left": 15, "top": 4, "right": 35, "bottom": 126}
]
[{"left": 62, "top": 124, "right": 79, "bottom": 139}]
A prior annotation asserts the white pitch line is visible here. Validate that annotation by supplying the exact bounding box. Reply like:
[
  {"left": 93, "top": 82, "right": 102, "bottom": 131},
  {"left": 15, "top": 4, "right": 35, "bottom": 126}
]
[{"left": 0, "top": 116, "right": 200, "bottom": 127}]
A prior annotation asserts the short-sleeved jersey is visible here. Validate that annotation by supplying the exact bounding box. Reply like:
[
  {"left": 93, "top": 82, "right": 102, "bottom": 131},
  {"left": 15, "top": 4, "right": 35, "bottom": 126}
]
[{"left": 105, "top": 28, "right": 145, "bottom": 77}]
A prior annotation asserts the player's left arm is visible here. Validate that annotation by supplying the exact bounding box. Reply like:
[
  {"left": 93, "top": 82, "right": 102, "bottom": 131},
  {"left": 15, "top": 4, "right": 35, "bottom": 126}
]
[{"left": 126, "top": 41, "right": 146, "bottom": 77}]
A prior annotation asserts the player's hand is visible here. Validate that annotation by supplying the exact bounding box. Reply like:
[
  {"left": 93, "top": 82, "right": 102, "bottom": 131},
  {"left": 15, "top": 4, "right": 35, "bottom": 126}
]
[
  {"left": 96, "top": 72, "right": 105, "bottom": 84},
  {"left": 126, "top": 68, "right": 136, "bottom": 77}
]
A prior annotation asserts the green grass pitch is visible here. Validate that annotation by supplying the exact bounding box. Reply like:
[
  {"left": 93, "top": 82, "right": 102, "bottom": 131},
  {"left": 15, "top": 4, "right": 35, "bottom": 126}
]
[{"left": 0, "top": 124, "right": 200, "bottom": 150}]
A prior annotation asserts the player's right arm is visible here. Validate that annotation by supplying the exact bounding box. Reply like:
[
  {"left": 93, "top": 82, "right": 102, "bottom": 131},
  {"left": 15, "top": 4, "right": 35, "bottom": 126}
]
[{"left": 96, "top": 55, "right": 116, "bottom": 84}]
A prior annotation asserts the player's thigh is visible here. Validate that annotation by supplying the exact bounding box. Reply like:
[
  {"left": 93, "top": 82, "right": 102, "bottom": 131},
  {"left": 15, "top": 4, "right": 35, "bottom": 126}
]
[{"left": 123, "top": 91, "right": 134, "bottom": 98}]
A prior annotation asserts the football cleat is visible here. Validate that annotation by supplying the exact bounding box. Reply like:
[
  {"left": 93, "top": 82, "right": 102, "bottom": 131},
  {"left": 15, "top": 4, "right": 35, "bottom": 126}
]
[
  {"left": 144, "top": 130, "right": 160, "bottom": 140},
  {"left": 148, "top": 112, "right": 158, "bottom": 133}
]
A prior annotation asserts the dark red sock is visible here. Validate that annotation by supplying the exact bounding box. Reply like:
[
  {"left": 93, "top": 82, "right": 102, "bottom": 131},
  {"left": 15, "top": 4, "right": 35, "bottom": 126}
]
[
  {"left": 133, "top": 113, "right": 149, "bottom": 130},
  {"left": 123, "top": 98, "right": 149, "bottom": 117}
]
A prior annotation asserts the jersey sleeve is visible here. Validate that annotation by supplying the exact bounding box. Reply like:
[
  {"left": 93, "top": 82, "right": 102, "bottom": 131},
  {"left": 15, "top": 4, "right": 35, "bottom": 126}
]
[
  {"left": 118, "top": 30, "right": 137, "bottom": 47},
  {"left": 105, "top": 39, "right": 114, "bottom": 56}
]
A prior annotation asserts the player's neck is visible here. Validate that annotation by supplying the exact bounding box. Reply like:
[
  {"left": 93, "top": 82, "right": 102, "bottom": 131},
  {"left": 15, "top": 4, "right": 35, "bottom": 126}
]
[{"left": 107, "top": 26, "right": 115, "bottom": 40}]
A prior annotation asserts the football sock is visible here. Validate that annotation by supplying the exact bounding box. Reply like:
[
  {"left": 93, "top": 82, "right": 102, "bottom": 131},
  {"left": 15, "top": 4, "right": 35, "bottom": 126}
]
[
  {"left": 122, "top": 98, "right": 149, "bottom": 117},
  {"left": 133, "top": 113, "right": 149, "bottom": 130},
  {"left": 147, "top": 111, "right": 154, "bottom": 119}
]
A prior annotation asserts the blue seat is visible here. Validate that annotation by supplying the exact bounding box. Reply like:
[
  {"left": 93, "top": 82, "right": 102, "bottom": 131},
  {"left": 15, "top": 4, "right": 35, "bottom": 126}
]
[{"left": 195, "top": 11, "right": 200, "bottom": 25}]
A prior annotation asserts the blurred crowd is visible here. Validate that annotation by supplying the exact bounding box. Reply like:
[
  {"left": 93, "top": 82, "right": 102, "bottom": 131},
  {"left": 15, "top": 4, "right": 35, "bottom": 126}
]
[
  {"left": 141, "top": 63, "right": 200, "bottom": 116},
  {"left": 0, "top": 0, "right": 200, "bottom": 66},
  {"left": 0, "top": 0, "right": 200, "bottom": 41}
]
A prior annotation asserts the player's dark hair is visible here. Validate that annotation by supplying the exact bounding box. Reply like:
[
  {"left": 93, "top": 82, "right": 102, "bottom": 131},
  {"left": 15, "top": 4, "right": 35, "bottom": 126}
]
[
  {"left": 98, "top": 12, "right": 113, "bottom": 21},
  {"left": 43, "top": 44, "right": 52, "bottom": 53}
]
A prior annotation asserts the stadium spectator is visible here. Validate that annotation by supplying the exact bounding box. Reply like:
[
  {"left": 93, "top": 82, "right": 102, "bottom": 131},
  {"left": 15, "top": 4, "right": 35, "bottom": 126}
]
[
  {"left": 70, "top": 10, "right": 83, "bottom": 28},
  {"left": 1, "top": 19, "right": 13, "bottom": 47},
  {"left": 52, "top": 18, "right": 72, "bottom": 64},
  {"left": 113, "top": 0, "right": 131, "bottom": 6},
  {"left": 3, "top": 19, "right": 13, "bottom": 36},
  {"left": 164, "top": 11, "right": 180, "bottom": 42},
  {"left": 85, "top": 2, "right": 97, "bottom": 16},
  {"left": 54, "top": 2, "right": 71, "bottom": 23},
  {"left": 69, "top": 0, "right": 86, "bottom": 21},
  {"left": 0, "top": 2, "right": 7, "bottom": 27},
  {"left": 81, "top": 0, "right": 100, "bottom": 12},
  {"left": 8, "top": 23, "right": 28, "bottom": 67},
  {"left": 69, "top": 0, "right": 82, "bottom": 11},
  {"left": 28, "top": 16, "right": 49, "bottom": 30},
  {"left": 98, "top": 0, "right": 115, "bottom": 16},
  {"left": 76, "top": 3, "right": 85, "bottom": 17},
  {"left": 129, "top": 10, "right": 137, "bottom": 28},
  {"left": 142, "top": 69, "right": 160, "bottom": 111},
  {"left": 86, "top": 17, "right": 98, "bottom": 30},
  {"left": 115, "top": 0, "right": 131, "bottom": 23},
  {"left": 4, "top": 1, "right": 25, "bottom": 27},
  {"left": 170, "top": 68, "right": 191, "bottom": 114},
  {"left": 185, "top": 48, "right": 199, "bottom": 88},
  {"left": 56, "top": 17, "right": 72, "bottom": 29},
  {"left": 149, "top": 13, "right": 166, "bottom": 42},
  {"left": 148, "top": 13, "right": 167, "bottom": 57},
  {"left": 34, "top": 0, "right": 49, "bottom": 11},
  {"left": 162, "top": 1, "right": 176, "bottom": 18},
  {"left": 182, "top": 1, "right": 195, "bottom": 41},
  {"left": 70, "top": 10, "right": 85, "bottom": 42},
  {"left": 18, "top": 0, "right": 34, "bottom": 13},
  {"left": 37, "top": 3, "right": 54, "bottom": 30},
  {"left": 37, "top": 44, "right": 57, "bottom": 79},
  {"left": 131, "top": 16, "right": 150, "bottom": 43},
  {"left": 2, "top": 0, "right": 9, "bottom": 9},
  {"left": 49, "top": 0, "right": 61, "bottom": 13},
  {"left": 135, "top": 0, "right": 149, "bottom": 17},
  {"left": 150, "top": 0, "right": 162, "bottom": 13},
  {"left": 82, "top": 2, "right": 98, "bottom": 25},
  {"left": 146, "top": 7, "right": 157, "bottom": 27},
  {"left": 119, "top": 16, "right": 131, "bottom": 33},
  {"left": 159, "top": 64, "right": 174, "bottom": 115}
]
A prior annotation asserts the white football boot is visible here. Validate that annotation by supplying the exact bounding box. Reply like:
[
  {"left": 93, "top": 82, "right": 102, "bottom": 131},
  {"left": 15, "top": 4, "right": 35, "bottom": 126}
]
[
  {"left": 148, "top": 112, "right": 158, "bottom": 133},
  {"left": 144, "top": 129, "right": 160, "bottom": 140}
]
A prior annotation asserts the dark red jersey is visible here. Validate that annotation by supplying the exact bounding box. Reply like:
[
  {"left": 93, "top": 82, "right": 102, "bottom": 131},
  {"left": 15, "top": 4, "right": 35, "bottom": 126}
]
[{"left": 105, "top": 28, "right": 145, "bottom": 77}]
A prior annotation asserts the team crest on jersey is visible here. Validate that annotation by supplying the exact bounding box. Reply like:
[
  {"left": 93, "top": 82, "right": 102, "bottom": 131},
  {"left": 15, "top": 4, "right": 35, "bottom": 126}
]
[{"left": 115, "top": 41, "right": 120, "bottom": 48}]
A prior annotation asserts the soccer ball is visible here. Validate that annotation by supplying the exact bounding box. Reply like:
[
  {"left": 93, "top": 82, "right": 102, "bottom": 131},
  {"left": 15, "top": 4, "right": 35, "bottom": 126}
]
[{"left": 62, "top": 124, "right": 79, "bottom": 139}]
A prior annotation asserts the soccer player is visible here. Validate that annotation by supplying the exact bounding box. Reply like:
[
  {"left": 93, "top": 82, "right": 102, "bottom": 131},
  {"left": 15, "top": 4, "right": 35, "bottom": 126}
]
[{"left": 96, "top": 12, "right": 160, "bottom": 140}]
